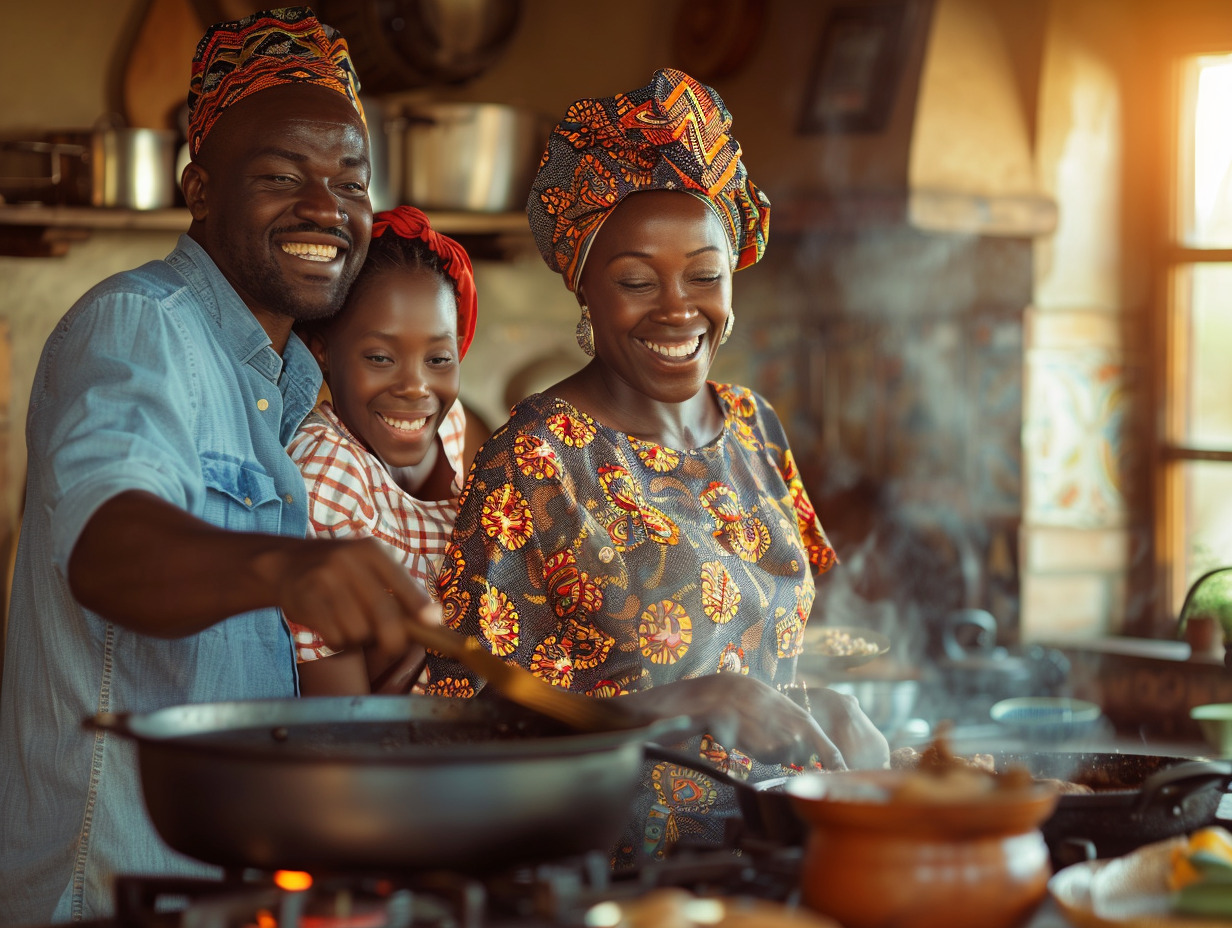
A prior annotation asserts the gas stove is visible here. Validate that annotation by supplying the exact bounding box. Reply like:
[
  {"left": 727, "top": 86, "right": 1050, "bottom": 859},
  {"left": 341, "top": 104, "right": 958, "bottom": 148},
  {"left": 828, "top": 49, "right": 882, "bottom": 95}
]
[{"left": 73, "top": 838, "right": 805, "bottom": 928}]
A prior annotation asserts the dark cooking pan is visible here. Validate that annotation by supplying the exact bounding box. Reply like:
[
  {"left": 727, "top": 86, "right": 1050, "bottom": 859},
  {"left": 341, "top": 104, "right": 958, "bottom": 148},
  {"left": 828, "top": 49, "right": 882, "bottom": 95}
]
[
  {"left": 991, "top": 752, "right": 1232, "bottom": 867},
  {"left": 642, "top": 744, "right": 808, "bottom": 845},
  {"left": 88, "top": 695, "right": 695, "bottom": 874}
]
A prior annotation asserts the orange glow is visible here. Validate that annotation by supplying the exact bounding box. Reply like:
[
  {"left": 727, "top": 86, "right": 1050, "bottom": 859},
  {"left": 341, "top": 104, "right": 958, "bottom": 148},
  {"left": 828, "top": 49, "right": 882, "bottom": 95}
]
[
  {"left": 273, "top": 870, "right": 313, "bottom": 892},
  {"left": 255, "top": 910, "right": 277, "bottom": 928}
]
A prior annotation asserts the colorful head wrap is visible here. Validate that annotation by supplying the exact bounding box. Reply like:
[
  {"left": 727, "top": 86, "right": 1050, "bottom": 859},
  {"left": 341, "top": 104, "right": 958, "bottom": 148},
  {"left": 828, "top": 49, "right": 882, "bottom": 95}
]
[
  {"left": 187, "top": 7, "right": 364, "bottom": 157},
  {"left": 526, "top": 68, "right": 770, "bottom": 292},
  {"left": 370, "top": 206, "right": 479, "bottom": 359}
]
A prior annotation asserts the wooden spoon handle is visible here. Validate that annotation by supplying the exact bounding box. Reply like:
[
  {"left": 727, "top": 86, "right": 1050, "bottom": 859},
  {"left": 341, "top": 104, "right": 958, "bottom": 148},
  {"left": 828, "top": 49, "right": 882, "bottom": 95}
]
[{"left": 402, "top": 619, "right": 636, "bottom": 732}]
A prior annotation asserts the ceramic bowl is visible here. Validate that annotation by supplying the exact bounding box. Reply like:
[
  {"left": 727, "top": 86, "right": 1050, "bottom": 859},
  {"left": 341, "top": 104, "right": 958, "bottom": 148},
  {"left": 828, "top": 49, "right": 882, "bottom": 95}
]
[
  {"left": 990, "top": 696, "right": 1103, "bottom": 743},
  {"left": 1192, "top": 703, "right": 1232, "bottom": 756}
]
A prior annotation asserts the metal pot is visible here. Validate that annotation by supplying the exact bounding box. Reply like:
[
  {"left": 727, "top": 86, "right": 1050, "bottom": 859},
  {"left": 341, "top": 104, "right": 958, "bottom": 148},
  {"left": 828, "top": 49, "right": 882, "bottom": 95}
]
[
  {"left": 316, "top": 0, "right": 523, "bottom": 93},
  {"left": 930, "top": 609, "right": 1070, "bottom": 720},
  {"left": 990, "top": 751, "right": 1232, "bottom": 868},
  {"left": 823, "top": 679, "right": 920, "bottom": 740},
  {"left": 399, "top": 102, "right": 545, "bottom": 212},
  {"left": 90, "top": 126, "right": 178, "bottom": 209},
  {"left": 0, "top": 132, "right": 92, "bottom": 205},
  {"left": 88, "top": 695, "right": 693, "bottom": 873},
  {"left": 0, "top": 125, "right": 178, "bottom": 209}
]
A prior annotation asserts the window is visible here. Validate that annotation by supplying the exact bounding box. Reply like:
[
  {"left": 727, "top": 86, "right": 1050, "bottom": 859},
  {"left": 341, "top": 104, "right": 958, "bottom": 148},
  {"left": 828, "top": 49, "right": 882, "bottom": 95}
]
[{"left": 1162, "top": 53, "right": 1232, "bottom": 614}]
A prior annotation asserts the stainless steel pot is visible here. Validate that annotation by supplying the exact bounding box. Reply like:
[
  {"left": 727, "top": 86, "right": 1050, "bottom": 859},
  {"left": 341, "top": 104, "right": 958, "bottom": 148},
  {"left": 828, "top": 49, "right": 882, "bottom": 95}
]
[
  {"left": 91, "top": 126, "right": 178, "bottom": 209},
  {"left": 823, "top": 679, "right": 920, "bottom": 740},
  {"left": 0, "top": 125, "right": 178, "bottom": 209},
  {"left": 87, "top": 695, "right": 693, "bottom": 873},
  {"left": 400, "top": 102, "right": 545, "bottom": 212}
]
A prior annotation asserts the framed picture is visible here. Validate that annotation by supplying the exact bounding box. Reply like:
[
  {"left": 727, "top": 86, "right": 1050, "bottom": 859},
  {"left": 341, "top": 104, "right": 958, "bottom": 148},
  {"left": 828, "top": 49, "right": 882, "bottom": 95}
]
[{"left": 798, "top": 2, "right": 910, "bottom": 134}]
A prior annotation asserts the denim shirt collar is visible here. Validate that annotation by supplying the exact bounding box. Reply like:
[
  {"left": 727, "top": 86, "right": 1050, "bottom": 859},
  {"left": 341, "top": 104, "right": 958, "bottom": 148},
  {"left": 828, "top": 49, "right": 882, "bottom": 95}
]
[{"left": 166, "top": 234, "right": 321, "bottom": 440}]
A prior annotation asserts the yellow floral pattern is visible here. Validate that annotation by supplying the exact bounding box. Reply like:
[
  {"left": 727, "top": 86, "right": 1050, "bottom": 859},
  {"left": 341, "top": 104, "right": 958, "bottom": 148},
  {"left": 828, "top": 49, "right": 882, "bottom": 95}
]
[
  {"left": 547, "top": 409, "right": 596, "bottom": 447},
  {"left": 639, "top": 600, "right": 693, "bottom": 665},
  {"left": 699, "top": 560, "right": 740, "bottom": 624},
  {"left": 514, "top": 433, "right": 560, "bottom": 480},
  {"left": 630, "top": 436, "right": 681, "bottom": 472},
  {"left": 420, "top": 382, "right": 837, "bottom": 861},
  {"left": 480, "top": 484, "right": 533, "bottom": 550},
  {"left": 477, "top": 581, "right": 519, "bottom": 656}
]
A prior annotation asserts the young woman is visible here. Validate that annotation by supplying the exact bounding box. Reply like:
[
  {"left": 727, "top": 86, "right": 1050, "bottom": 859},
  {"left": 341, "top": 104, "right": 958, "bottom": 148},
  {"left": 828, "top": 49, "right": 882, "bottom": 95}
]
[
  {"left": 287, "top": 205, "right": 479, "bottom": 695},
  {"left": 418, "top": 69, "right": 887, "bottom": 866}
]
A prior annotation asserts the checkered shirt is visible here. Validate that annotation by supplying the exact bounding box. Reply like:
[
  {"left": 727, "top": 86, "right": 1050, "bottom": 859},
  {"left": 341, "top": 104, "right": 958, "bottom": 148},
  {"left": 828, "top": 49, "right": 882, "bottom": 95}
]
[{"left": 285, "top": 398, "right": 467, "bottom": 661}]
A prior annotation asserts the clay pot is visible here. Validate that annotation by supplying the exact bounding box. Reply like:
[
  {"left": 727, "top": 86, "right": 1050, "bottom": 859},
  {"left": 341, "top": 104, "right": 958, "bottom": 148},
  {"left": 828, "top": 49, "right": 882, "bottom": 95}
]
[
  {"left": 786, "top": 770, "right": 1058, "bottom": 928},
  {"left": 1183, "top": 614, "right": 1225, "bottom": 659}
]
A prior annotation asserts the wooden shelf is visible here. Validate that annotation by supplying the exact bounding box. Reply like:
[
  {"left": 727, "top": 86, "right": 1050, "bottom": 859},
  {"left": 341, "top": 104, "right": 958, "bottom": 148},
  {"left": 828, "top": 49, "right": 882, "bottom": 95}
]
[{"left": 0, "top": 205, "right": 532, "bottom": 257}]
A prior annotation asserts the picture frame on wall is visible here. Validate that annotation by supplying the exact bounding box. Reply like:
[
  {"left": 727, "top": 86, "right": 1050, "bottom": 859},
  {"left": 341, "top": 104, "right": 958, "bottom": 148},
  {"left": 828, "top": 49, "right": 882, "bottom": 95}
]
[{"left": 798, "top": 2, "right": 910, "bottom": 134}]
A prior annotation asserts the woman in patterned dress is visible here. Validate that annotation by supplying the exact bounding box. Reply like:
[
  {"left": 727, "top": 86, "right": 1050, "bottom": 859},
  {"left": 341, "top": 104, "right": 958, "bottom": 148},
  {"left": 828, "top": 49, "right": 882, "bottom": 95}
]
[{"left": 419, "top": 69, "right": 887, "bottom": 864}]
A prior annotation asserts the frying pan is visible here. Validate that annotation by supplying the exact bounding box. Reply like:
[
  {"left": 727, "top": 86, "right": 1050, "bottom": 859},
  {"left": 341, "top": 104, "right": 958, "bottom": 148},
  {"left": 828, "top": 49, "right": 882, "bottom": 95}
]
[
  {"left": 990, "top": 751, "right": 1232, "bottom": 867},
  {"left": 87, "top": 695, "right": 695, "bottom": 874},
  {"left": 642, "top": 744, "right": 808, "bottom": 844},
  {"left": 648, "top": 749, "right": 1232, "bottom": 858}
]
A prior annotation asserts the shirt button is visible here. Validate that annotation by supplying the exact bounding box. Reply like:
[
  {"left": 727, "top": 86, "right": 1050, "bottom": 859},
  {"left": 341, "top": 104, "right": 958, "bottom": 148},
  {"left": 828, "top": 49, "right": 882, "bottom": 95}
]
[
  {"left": 285, "top": 494, "right": 294, "bottom": 504},
  {"left": 599, "top": 546, "right": 615, "bottom": 563},
  {"left": 244, "top": 497, "right": 252, "bottom": 507},
  {"left": 257, "top": 398, "right": 269, "bottom": 411}
]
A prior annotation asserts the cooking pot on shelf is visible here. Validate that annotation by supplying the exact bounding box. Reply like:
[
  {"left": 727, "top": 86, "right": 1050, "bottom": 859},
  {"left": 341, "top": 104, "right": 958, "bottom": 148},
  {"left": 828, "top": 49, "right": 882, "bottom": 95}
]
[
  {"left": 0, "top": 119, "right": 178, "bottom": 209},
  {"left": 398, "top": 102, "right": 545, "bottom": 212},
  {"left": 87, "top": 695, "right": 694, "bottom": 873},
  {"left": 316, "top": 0, "right": 523, "bottom": 94}
]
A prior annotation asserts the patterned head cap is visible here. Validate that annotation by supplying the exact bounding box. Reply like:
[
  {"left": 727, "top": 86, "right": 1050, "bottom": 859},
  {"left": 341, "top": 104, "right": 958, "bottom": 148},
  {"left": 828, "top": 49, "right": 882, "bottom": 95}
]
[
  {"left": 526, "top": 68, "right": 770, "bottom": 292},
  {"left": 369, "top": 206, "right": 479, "bottom": 359},
  {"left": 187, "top": 7, "right": 364, "bottom": 157}
]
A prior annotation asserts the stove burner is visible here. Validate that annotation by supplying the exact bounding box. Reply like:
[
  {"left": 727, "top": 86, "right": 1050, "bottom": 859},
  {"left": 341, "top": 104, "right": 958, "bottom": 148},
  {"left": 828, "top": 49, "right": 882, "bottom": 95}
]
[{"left": 103, "top": 840, "right": 805, "bottom": 928}]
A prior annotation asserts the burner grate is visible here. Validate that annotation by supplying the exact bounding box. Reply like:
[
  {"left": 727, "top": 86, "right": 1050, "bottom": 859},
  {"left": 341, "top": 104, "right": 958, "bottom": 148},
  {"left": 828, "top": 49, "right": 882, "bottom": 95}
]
[{"left": 102, "top": 839, "right": 805, "bottom": 928}]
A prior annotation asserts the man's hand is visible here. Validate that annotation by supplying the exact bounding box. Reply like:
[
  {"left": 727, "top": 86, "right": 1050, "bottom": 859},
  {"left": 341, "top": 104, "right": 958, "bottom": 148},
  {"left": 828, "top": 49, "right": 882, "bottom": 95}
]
[{"left": 269, "top": 534, "right": 442, "bottom": 660}]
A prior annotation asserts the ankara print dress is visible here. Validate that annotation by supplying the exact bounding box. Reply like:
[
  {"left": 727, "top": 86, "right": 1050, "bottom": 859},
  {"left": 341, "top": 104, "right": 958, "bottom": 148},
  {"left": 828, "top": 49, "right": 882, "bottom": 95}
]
[{"left": 419, "top": 383, "right": 836, "bottom": 865}]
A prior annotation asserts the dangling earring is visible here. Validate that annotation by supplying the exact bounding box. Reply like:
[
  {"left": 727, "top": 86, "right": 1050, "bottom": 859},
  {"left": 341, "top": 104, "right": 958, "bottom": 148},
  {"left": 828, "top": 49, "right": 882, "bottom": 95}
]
[
  {"left": 720, "top": 309, "right": 735, "bottom": 345},
  {"left": 576, "top": 304, "right": 596, "bottom": 357}
]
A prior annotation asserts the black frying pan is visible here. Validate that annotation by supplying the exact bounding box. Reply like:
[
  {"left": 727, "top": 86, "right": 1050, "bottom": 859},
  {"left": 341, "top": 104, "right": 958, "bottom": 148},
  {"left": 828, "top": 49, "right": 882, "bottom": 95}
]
[
  {"left": 88, "top": 695, "right": 696, "bottom": 874},
  {"left": 990, "top": 751, "right": 1232, "bottom": 867}
]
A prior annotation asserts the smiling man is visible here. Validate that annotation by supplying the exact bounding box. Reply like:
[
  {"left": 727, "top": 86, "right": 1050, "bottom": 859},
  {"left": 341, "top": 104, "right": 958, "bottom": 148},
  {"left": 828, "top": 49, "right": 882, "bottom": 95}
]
[{"left": 0, "top": 9, "right": 440, "bottom": 924}]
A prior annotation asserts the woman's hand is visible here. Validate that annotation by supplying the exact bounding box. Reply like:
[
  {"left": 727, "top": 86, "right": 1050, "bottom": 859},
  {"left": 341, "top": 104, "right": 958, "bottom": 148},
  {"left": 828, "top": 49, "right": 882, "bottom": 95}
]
[
  {"left": 620, "top": 674, "right": 888, "bottom": 771},
  {"left": 807, "top": 685, "right": 890, "bottom": 770}
]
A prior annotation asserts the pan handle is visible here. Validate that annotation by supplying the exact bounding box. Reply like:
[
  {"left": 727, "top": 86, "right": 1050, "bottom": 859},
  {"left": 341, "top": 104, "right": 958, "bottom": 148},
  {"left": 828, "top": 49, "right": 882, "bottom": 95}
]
[
  {"left": 644, "top": 742, "right": 754, "bottom": 791},
  {"left": 1132, "top": 759, "right": 1232, "bottom": 814},
  {"left": 642, "top": 742, "right": 798, "bottom": 794},
  {"left": 84, "top": 711, "right": 137, "bottom": 737}
]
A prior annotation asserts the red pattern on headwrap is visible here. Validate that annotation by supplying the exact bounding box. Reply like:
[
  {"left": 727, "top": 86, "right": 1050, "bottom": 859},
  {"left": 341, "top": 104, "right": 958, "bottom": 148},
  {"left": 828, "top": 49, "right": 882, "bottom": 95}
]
[
  {"left": 527, "top": 68, "right": 770, "bottom": 292},
  {"left": 372, "top": 206, "right": 479, "bottom": 360},
  {"left": 187, "top": 7, "right": 364, "bottom": 157}
]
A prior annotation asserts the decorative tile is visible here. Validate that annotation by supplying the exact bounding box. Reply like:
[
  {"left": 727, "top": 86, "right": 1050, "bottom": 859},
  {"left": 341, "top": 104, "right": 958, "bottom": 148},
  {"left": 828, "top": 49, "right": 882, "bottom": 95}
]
[{"left": 1024, "top": 348, "right": 1129, "bottom": 527}]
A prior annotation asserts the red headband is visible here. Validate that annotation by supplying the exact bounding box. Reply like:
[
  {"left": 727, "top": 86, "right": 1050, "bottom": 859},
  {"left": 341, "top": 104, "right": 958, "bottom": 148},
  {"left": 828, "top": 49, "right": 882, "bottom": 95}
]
[{"left": 371, "top": 206, "right": 478, "bottom": 359}]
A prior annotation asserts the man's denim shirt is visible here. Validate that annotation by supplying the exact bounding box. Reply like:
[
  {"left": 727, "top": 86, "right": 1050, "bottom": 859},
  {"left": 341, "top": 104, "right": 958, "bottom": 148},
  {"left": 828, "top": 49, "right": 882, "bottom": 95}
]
[{"left": 0, "top": 235, "right": 320, "bottom": 924}]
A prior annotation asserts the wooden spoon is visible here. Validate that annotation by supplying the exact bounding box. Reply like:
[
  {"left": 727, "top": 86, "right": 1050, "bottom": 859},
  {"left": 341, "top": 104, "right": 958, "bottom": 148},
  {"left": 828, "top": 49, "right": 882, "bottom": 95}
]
[{"left": 406, "top": 620, "right": 654, "bottom": 733}]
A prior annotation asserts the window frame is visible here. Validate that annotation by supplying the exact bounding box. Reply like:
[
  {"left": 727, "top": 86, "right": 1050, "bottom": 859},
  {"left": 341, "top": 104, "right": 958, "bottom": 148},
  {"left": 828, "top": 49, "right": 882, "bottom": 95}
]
[{"left": 1156, "top": 53, "right": 1232, "bottom": 619}]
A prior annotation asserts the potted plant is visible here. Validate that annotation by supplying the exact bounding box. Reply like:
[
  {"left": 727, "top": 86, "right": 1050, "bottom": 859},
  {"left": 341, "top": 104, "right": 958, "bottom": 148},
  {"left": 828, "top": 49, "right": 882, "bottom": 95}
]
[{"left": 1178, "top": 567, "right": 1232, "bottom": 665}]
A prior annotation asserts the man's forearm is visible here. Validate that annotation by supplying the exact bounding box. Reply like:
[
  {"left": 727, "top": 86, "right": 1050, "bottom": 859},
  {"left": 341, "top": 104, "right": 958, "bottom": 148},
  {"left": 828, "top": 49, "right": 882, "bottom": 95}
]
[{"left": 67, "top": 490, "right": 299, "bottom": 637}]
